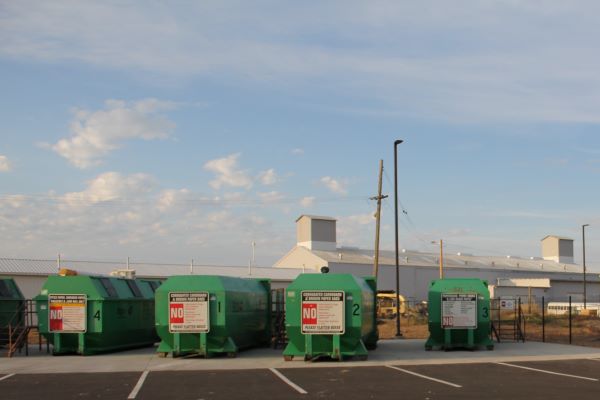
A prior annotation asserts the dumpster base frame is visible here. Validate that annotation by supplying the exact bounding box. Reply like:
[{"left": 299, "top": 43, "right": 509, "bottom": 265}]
[
  {"left": 283, "top": 334, "right": 369, "bottom": 361},
  {"left": 157, "top": 333, "right": 240, "bottom": 358},
  {"left": 425, "top": 328, "right": 495, "bottom": 351}
]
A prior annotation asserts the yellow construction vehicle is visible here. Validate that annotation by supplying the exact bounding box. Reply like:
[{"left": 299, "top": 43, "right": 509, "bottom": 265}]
[{"left": 376, "top": 292, "right": 406, "bottom": 319}]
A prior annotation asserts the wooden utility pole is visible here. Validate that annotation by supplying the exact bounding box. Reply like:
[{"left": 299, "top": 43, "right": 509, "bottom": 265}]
[
  {"left": 371, "top": 159, "right": 388, "bottom": 278},
  {"left": 439, "top": 239, "right": 444, "bottom": 279}
]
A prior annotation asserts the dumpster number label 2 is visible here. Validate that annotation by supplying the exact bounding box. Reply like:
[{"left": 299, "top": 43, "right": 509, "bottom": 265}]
[
  {"left": 169, "top": 292, "right": 209, "bottom": 333},
  {"left": 48, "top": 294, "right": 87, "bottom": 333},
  {"left": 441, "top": 293, "right": 477, "bottom": 329},
  {"left": 301, "top": 291, "right": 345, "bottom": 335}
]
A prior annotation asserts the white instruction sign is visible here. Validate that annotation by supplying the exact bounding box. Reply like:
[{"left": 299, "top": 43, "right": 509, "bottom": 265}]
[
  {"left": 500, "top": 297, "right": 515, "bottom": 310},
  {"left": 49, "top": 294, "right": 87, "bottom": 333},
  {"left": 169, "top": 292, "right": 210, "bottom": 333},
  {"left": 301, "top": 291, "right": 345, "bottom": 335},
  {"left": 441, "top": 293, "right": 477, "bottom": 329}
]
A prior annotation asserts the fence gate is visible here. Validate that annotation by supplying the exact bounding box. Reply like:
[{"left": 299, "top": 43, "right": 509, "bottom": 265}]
[{"left": 490, "top": 298, "right": 525, "bottom": 343}]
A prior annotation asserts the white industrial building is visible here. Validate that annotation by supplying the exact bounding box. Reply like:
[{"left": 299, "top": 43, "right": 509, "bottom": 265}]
[
  {"left": 1, "top": 214, "right": 597, "bottom": 303},
  {"left": 274, "top": 215, "right": 600, "bottom": 302},
  {"left": 0, "top": 258, "right": 313, "bottom": 299}
]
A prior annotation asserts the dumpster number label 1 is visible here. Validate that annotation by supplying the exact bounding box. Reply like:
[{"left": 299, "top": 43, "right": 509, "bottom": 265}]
[
  {"left": 301, "top": 291, "right": 345, "bottom": 335},
  {"left": 48, "top": 294, "right": 87, "bottom": 333},
  {"left": 441, "top": 293, "right": 477, "bottom": 329},
  {"left": 168, "top": 292, "right": 209, "bottom": 333}
]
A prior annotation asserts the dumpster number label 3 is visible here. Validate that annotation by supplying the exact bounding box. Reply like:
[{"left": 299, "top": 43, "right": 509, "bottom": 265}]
[
  {"left": 441, "top": 293, "right": 477, "bottom": 329},
  {"left": 49, "top": 294, "right": 87, "bottom": 333},
  {"left": 301, "top": 291, "right": 345, "bottom": 335},
  {"left": 169, "top": 292, "right": 210, "bottom": 333}
]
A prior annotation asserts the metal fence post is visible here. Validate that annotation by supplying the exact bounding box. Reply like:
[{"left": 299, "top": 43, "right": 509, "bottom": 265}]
[
  {"left": 517, "top": 297, "right": 521, "bottom": 341},
  {"left": 542, "top": 296, "right": 545, "bottom": 343},
  {"left": 8, "top": 323, "right": 12, "bottom": 356},
  {"left": 568, "top": 295, "right": 572, "bottom": 345}
]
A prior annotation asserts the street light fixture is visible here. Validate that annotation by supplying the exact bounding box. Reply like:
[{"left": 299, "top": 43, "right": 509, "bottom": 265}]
[
  {"left": 583, "top": 224, "right": 589, "bottom": 309},
  {"left": 394, "top": 139, "right": 403, "bottom": 337}
]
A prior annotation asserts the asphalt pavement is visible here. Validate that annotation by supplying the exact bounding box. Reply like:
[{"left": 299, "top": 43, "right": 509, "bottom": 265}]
[{"left": 2, "top": 340, "right": 600, "bottom": 399}]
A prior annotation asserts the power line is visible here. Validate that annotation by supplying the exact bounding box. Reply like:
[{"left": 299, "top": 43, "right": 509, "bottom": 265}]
[{"left": 0, "top": 193, "right": 371, "bottom": 208}]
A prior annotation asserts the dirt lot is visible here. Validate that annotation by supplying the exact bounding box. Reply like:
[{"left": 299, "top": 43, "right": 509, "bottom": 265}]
[
  {"left": 524, "top": 315, "right": 600, "bottom": 348},
  {"left": 377, "top": 317, "right": 429, "bottom": 340},
  {"left": 377, "top": 314, "right": 600, "bottom": 347}
]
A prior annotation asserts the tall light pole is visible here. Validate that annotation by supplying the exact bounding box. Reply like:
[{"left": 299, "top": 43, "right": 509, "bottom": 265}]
[
  {"left": 432, "top": 240, "right": 444, "bottom": 279},
  {"left": 583, "top": 224, "right": 589, "bottom": 309},
  {"left": 394, "top": 139, "right": 404, "bottom": 337}
]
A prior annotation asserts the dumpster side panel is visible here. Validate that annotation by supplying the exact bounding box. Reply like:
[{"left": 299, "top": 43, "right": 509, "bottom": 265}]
[
  {"left": 155, "top": 275, "right": 270, "bottom": 357},
  {"left": 283, "top": 273, "right": 377, "bottom": 360},
  {"left": 35, "top": 275, "right": 156, "bottom": 355},
  {"left": 425, "top": 278, "right": 494, "bottom": 350}
]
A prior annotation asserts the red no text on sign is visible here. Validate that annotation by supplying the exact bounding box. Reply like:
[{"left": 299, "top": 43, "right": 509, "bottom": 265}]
[
  {"left": 49, "top": 306, "right": 63, "bottom": 331},
  {"left": 302, "top": 303, "right": 318, "bottom": 324},
  {"left": 169, "top": 303, "right": 184, "bottom": 324}
]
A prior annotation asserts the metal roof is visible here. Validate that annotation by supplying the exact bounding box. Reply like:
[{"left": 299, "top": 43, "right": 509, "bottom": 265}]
[
  {"left": 310, "top": 248, "right": 582, "bottom": 274},
  {"left": 541, "top": 235, "right": 574, "bottom": 241},
  {"left": 295, "top": 215, "right": 337, "bottom": 222},
  {"left": 0, "top": 258, "right": 313, "bottom": 280}
]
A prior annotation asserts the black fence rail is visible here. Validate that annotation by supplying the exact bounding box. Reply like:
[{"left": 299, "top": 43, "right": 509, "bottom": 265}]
[
  {"left": 0, "top": 299, "right": 47, "bottom": 357},
  {"left": 490, "top": 298, "right": 525, "bottom": 343},
  {"left": 498, "top": 295, "right": 600, "bottom": 347}
]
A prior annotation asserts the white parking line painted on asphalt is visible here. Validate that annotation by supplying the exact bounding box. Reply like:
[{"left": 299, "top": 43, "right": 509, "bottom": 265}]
[
  {"left": 127, "top": 370, "right": 149, "bottom": 399},
  {"left": 386, "top": 366, "right": 462, "bottom": 388},
  {"left": 269, "top": 368, "right": 308, "bottom": 395},
  {"left": 496, "top": 362, "right": 599, "bottom": 381},
  {"left": 0, "top": 374, "right": 15, "bottom": 382}
]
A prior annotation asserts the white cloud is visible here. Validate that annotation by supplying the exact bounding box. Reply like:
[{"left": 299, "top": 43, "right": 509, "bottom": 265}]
[
  {"left": 258, "top": 168, "right": 278, "bottom": 185},
  {"left": 300, "top": 196, "right": 315, "bottom": 207},
  {"left": 320, "top": 176, "right": 348, "bottom": 195},
  {"left": 50, "top": 99, "right": 176, "bottom": 168},
  {"left": 291, "top": 148, "right": 304, "bottom": 155},
  {"left": 157, "top": 188, "right": 190, "bottom": 212},
  {"left": 0, "top": 170, "right": 298, "bottom": 264},
  {"left": 258, "top": 191, "right": 285, "bottom": 204},
  {"left": 0, "top": 155, "right": 11, "bottom": 172},
  {"left": 203, "top": 153, "right": 253, "bottom": 190},
  {"left": 336, "top": 212, "right": 375, "bottom": 247},
  {"left": 343, "top": 213, "right": 374, "bottom": 225},
  {"left": 5, "top": 3, "right": 600, "bottom": 122},
  {"left": 63, "top": 172, "right": 155, "bottom": 206}
]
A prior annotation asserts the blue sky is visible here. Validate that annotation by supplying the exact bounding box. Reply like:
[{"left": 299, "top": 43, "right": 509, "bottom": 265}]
[{"left": 1, "top": 1, "right": 599, "bottom": 270}]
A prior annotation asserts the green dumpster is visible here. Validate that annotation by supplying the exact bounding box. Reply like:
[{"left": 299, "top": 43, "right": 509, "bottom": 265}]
[
  {"left": 283, "top": 273, "right": 378, "bottom": 361},
  {"left": 155, "top": 275, "right": 271, "bottom": 358},
  {"left": 35, "top": 275, "right": 157, "bottom": 355},
  {"left": 0, "top": 278, "right": 25, "bottom": 348},
  {"left": 425, "top": 278, "right": 494, "bottom": 351}
]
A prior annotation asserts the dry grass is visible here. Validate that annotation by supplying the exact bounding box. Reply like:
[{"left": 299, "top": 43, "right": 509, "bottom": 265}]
[
  {"left": 377, "top": 314, "right": 600, "bottom": 349},
  {"left": 523, "top": 315, "right": 600, "bottom": 348},
  {"left": 378, "top": 317, "right": 429, "bottom": 340}
]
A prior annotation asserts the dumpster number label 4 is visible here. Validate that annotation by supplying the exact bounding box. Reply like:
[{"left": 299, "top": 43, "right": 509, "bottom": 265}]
[
  {"left": 48, "top": 294, "right": 87, "bottom": 333},
  {"left": 301, "top": 291, "right": 345, "bottom": 335},
  {"left": 441, "top": 293, "right": 477, "bottom": 329},
  {"left": 169, "top": 292, "right": 209, "bottom": 333}
]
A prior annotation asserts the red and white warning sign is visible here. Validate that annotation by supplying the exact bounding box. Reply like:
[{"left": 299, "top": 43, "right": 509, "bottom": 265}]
[
  {"left": 301, "top": 291, "right": 345, "bottom": 335},
  {"left": 441, "top": 293, "right": 477, "bottom": 329},
  {"left": 168, "top": 292, "right": 209, "bottom": 333},
  {"left": 48, "top": 294, "right": 87, "bottom": 333}
]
